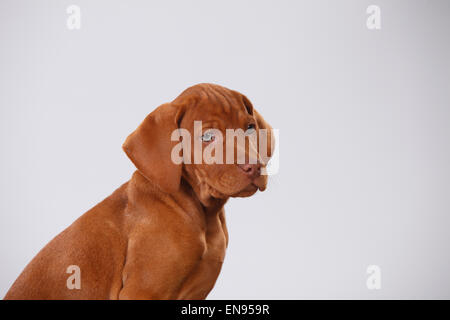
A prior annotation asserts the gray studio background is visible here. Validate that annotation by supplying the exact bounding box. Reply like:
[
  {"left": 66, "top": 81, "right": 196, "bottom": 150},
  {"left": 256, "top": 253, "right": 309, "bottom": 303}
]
[{"left": 1, "top": 0, "right": 449, "bottom": 299}]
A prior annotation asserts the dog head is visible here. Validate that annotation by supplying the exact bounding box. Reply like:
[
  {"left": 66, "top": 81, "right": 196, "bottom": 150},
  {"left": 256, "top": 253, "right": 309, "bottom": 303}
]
[{"left": 123, "top": 83, "right": 274, "bottom": 203}]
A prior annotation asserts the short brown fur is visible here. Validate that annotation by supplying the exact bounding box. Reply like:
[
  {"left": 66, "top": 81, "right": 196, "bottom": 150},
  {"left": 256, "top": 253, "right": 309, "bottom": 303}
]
[{"left": 4, "top": 83, "right": 273, "bottom": 300}]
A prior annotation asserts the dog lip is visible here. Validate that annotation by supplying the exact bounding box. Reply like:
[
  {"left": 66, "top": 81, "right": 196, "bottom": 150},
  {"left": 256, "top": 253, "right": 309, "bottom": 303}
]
[
  {"left": 251, "top": 178, "right": 267, "bottom": 191},
  {"left": 230, "top": 183, "right": 258, "bottom": 197},
  {"left": 242, "top": 183, "right": 258, "bottom": 193},
  {"left": 204, "top": 176, "right": 261, "bottom": 198}
]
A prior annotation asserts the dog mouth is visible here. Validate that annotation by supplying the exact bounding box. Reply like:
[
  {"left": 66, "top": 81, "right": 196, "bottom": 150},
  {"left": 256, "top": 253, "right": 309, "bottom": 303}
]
[
  {"left": 230, "top": 183, "right": 258, "bottom": 198},
  {"left": 252, "top": 175, "right": 267, "bottom": 192},
  {"left": 203, "top": 170, "right": 268, "bottom": 199},
  {"left": 205, "top": 178, "right": 260, "bottom": 199}
]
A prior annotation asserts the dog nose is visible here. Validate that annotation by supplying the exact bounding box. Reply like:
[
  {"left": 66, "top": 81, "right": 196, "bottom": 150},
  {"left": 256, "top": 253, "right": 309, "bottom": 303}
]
[{"left": 238, "top": 163, "right": 261, "bottom": 179}]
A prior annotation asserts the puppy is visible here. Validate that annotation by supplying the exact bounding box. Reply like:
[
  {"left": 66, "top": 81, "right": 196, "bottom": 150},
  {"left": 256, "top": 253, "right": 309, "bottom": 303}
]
[{"left": 4, "top": 83, "right": 273, "bottom": 299}]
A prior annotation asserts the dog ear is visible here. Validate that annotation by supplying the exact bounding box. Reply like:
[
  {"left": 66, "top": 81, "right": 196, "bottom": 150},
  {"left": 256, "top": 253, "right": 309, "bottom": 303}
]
[
  {"left": 254, "top": 109, "right": 274, "bottom": 165},
  {"left": 123, "top": 103, "right": 184, "bottom": 193}
]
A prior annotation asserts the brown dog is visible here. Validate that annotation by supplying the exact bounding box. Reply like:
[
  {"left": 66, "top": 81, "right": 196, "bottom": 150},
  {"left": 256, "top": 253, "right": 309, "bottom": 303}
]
[{"left": 4, "top": 83, "right": 273, "bottom": 300}]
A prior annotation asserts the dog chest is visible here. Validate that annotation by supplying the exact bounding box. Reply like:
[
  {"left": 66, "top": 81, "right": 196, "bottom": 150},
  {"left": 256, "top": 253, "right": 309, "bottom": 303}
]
[{"left": 176, "top": 213, "right": 227, "bottom": 299}]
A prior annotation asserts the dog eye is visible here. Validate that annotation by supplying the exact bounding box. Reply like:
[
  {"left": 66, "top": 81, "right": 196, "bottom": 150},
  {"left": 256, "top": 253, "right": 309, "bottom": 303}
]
[
  {"left": 201, "top": 131, "right": 215, "bottom": 142},
  {"left": 245, "top": 124, "right": 256, "bottom": 135}
]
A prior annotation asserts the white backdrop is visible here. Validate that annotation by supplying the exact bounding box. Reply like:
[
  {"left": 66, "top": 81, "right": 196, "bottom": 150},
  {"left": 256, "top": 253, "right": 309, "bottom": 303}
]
[{"left": 1, "top": 0, "right": 450, "bottom": 299}]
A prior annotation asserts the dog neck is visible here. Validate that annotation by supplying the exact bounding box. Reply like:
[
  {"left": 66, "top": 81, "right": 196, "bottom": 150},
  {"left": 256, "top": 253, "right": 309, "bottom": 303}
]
[
  {"left": 180, "top": 170, "right": 229, "bottom": 210},
  {"left": 127, "top": 171, "right": 227, "bottom": 216}
]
